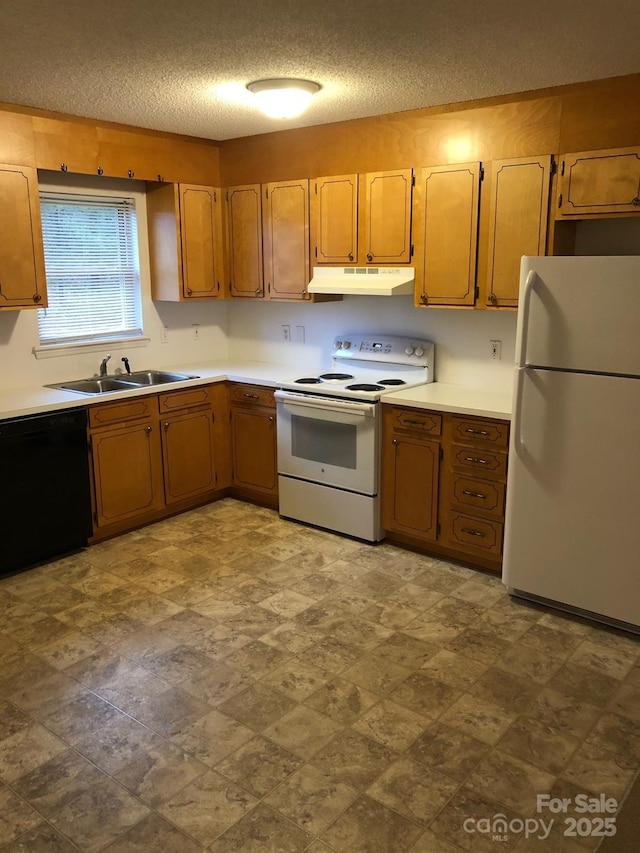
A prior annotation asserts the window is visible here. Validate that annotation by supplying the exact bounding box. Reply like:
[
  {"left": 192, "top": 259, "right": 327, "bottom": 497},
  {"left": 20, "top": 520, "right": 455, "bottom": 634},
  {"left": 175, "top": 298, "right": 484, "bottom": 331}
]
[{"left": 37, "top": 192, "right": 143, "bottom": 347}]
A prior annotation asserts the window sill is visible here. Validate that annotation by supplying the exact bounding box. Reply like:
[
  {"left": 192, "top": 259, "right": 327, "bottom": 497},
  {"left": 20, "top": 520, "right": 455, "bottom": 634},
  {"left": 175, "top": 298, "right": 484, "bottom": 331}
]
[{"left": 32, "top": 336, "right": 151, "bottom": 360}]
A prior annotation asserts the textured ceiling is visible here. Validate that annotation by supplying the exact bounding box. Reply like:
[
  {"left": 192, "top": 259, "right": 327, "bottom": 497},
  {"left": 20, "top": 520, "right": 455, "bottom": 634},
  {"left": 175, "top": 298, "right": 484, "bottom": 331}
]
[{"left": 1, "top": 0, "right": 639, "bottom": 141}]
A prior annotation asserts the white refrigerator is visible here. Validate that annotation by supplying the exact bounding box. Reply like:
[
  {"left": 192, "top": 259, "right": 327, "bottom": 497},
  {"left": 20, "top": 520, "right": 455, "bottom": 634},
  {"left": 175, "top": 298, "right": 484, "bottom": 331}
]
[{"left": 503, "top": 255, "right": 640, "bottom": 632}]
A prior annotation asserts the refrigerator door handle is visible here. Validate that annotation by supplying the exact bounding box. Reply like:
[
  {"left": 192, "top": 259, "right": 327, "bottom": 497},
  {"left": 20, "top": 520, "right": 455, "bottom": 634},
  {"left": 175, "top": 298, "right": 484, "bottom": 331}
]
[
  {"left": 517, "top": 269, "right": 539, "bottom": 368},
  {"left": 513, "top": 367, "right": 527, "bottom": 457}
]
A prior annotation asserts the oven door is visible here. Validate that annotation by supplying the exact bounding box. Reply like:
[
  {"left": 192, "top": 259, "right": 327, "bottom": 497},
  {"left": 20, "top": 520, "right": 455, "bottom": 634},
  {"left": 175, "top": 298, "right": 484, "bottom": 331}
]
[{"left": 275, "top": 390, "right": 378, "bottom": 495}]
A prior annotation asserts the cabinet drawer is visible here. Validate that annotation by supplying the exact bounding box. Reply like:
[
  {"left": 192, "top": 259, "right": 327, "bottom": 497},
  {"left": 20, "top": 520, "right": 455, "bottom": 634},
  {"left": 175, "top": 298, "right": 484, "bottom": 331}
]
[
  {"left": 391, "top": 408, "right": 442, "bottom": 436},
  {"left": 451, "top": 417, "right": 509, "bottom": 448},
  {"left": 158, "top": 385, "right": 214, "bottom": 413},
  {"left": 444, "top": 512, "right": 503, "bottom": 557},
  {"left": 452, "top": 444, "right": 507, "bottom": 478},
  {"left": 89, "top": 396, "right": 159, "bottom": 429},
  {"left": 450, "top": 474, "right": 505, "bottom": 517},
  {"left": 230, "top": 384, "right": 275, "bottom": 408}
]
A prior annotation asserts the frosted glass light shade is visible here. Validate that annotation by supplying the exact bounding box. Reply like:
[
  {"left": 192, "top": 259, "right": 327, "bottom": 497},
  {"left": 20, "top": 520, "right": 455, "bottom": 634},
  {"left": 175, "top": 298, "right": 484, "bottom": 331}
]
[{"left": 246, "top": 79, "right": 321, "bottom": 119}]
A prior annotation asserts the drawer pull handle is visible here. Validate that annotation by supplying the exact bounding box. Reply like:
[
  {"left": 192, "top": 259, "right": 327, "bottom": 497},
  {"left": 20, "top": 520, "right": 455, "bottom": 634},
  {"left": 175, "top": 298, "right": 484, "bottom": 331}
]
[
  {"left": 462, "top": 489, "right": 486, "bottom": 499},
  {"left": 243, "top": 393, "right": 259, "bottom": 400},
  {"left": 465, "top": 456, "right": 487, "bottom": 464},
  {"left": 405, "top": 419, "right": 426, "bottom": 426},
  {"left": 466, "top": 428, "right": 489, "bottom": 435},
  {"left": 461, "top": 527, "right": 485, "bottom": 537}
]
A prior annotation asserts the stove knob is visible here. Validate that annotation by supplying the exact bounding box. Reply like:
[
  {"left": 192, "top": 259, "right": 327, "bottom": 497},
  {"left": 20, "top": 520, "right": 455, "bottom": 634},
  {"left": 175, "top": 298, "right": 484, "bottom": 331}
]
[
  {"left": 404, "top": 345, "right": 415, "bottom": 356},
  {"left": 414, "top": 345, "right": 425, "bottom": 357},
  {"left": 343, "top": 340, "right": 351, "bottom": 349}
]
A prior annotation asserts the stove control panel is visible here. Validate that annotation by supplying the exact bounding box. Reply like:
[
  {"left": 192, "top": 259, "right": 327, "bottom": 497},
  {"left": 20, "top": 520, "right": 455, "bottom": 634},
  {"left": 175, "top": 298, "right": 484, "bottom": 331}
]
[{"left": 333, "top": 334, "right": 434, "bottom": 368}]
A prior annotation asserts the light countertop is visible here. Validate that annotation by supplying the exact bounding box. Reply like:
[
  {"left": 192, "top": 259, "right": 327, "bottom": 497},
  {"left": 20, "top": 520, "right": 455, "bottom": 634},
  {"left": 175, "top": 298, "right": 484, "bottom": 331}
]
[
  {"left": 0, "top": 361, "right": 513, "bottom": 421},
  {"left": 382, "top": 381, "right": 513, "bottom": 420}
]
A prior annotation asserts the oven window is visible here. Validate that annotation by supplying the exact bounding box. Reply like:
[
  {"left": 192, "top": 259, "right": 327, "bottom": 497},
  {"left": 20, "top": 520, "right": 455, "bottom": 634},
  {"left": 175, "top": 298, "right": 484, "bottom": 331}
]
[{"left": 291, "top": 415, "right": 357, "bottom": 469}]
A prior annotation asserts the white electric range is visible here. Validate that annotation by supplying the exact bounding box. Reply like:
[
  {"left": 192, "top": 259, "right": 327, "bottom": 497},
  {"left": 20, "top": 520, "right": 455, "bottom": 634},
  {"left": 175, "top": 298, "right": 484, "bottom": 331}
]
[{"left": 275, "top": 334, "right": 435, "bottom": 541}]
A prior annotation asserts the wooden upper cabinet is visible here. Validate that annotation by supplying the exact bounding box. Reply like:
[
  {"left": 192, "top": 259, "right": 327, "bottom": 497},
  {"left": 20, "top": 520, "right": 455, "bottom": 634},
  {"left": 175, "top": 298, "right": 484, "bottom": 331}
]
[
  {"left": 414, "top": 162, "right": 480, "bottom": 306},
  {"left": 363, "top": 169, "right": 413, "bottom": 264},
  {"left": 312, "top": 174, "right": 358, "bottom": 264},
  {"left": 262, "top": 179, "right": 310, "bottom": 300},
  {"left": 557, "top": 147, "right": 640, "bottom": 216},
  {"left": 180, "top": 185, "right": 224, "bottom": 298},
  {"left": 0, "top": 164, "right": 47, "bottom": 310},
  {"left": 146, "top": 182, "right": 224, "bottom": 301},
  {"left": 485, "top": 156, "right": 552, "bottom": 307},
  {"left": 226, "top": 184, "right": 264, "bottom": 298}
]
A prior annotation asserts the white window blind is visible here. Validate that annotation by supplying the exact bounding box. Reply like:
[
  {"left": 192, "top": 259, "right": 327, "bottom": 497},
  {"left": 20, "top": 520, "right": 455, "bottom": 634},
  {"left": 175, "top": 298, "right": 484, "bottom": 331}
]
[{"left": 37, "top": 192, "right": 143, "bottom": 346}]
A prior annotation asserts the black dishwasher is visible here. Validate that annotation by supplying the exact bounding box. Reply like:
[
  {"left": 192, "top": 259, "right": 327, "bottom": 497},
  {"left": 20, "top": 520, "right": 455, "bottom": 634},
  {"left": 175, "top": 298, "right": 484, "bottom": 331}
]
[{"left": 0, "top": 408, "right": 93, "bottom": 576}]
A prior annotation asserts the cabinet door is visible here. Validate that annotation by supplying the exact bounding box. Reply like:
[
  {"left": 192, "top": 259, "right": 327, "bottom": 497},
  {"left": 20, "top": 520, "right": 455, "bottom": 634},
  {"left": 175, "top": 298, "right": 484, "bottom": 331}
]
[
  {"left": 263, "top": 179, "right": 310, "bottom": 300},
  {"left": 162, "top": 408, "right": 217, "bottom": 504},
  {"left": 227, "top": 184, "right": 264, "bottom": 297},
  {"left": 362, "top": 169, "right": 413, "bottom": 264},
  {"left": 558, "top": 147, "right": 640, "bottom": 216},
  {"left": 0, "top": 164, "right": 47, "bottom": 309},
  {"left": 179, "top": 185, "right": 224, "bottom": 299},
  {"left": 415, "top": 163, "right": 480, "bottom": 306},
  {"left": 313, "top": 174, "right": 358, "bottom": 264},
  {"left": 381, "top": 434, "right": 440, "bottom": 541},
  {"left": 485, "top": 156, "right": 552, "bottom": 307},
  {"left": 91, "top": 421, "right": 164, "bottom": 527},
  {"left": 231, "top": 407, "right": 277, "bottom": 494}
]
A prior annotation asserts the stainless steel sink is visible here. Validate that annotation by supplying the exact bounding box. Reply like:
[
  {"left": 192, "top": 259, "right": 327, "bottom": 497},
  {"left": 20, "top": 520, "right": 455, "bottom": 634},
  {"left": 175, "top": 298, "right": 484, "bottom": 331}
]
[
  {"left": 47, "top": 370, "right": 199, "bottom": 395},
  {"left": 53, "top": 378, "right": 140, "bottom": 394},
  {"left": 124, "top": 370, "right": 198, "bottom": 386}
]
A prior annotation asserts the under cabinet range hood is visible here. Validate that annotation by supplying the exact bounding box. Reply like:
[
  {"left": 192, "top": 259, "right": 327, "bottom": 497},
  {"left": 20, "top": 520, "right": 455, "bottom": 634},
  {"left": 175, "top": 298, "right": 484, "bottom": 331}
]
[{"left": 308, "top": 266, "right": 415, "bottom": 296}]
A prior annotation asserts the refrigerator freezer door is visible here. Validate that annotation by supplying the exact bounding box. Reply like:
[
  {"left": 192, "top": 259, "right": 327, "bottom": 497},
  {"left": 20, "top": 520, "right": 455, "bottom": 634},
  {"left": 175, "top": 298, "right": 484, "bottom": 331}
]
[
  {"left": 518, "top": 256, "right": 640, "bottom": 376},
  {"left": 504, "top": 367, "right": 640, "bottom": 628}
]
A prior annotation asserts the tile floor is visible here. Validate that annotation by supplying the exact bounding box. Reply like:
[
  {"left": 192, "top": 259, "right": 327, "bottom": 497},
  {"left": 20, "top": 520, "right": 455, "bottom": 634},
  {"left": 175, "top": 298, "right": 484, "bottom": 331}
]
[{"left": 0, "top": 498, "right": 638, "bottom": 851}]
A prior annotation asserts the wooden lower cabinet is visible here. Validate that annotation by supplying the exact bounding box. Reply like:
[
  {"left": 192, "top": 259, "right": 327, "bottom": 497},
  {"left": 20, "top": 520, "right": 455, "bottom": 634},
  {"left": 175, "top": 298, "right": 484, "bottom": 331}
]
[
  {"left": 382, "top": 405, "right": 509, "bottom": 572},
  {"left": 230, "top": 383, "right": 278, "bottom": 504},
  {"left": 88, "top": 383, "right": 230, "bottom": 538}
]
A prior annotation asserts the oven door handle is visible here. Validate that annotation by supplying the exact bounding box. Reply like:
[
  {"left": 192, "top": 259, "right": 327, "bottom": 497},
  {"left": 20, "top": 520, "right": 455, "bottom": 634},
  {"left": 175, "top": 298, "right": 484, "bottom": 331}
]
[{"left": 275, "top": 392, "right": 376, "bottom": 418}]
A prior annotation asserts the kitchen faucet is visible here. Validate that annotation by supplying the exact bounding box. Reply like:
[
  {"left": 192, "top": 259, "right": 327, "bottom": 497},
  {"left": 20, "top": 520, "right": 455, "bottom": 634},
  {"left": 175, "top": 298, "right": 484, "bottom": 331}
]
[{"left": 99, "top": 354, "right": 111, "bottom": 377}]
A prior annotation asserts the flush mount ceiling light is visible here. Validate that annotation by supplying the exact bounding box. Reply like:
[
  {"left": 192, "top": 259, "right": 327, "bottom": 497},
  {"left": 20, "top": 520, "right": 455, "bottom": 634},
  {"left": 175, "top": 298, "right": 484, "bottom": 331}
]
[{"left": 246, "top": 78, "right": 321, "bottom": 119}]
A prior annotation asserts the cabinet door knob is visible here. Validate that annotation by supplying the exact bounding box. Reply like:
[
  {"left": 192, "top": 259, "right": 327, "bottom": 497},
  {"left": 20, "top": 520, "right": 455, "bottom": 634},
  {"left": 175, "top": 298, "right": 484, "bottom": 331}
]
[
  {"left": 420, "top": 293, "right": 428, "bottom": 305},
  {"left": 97, "top": 166, "right": 104, "bottom": 176},
  {"left": 145, "top": 426, "right": 152, "bottom": 434},
  {"left": 348, "top": 252, "right": 354, "bottom": 261},
  {"left": 164, "top": 422, "right": 169, "bottom": 431},
  {"left": 392, "top": 438, "right": 398, "bottom": 445},
  {"left": 187, "top": 288, "right": 193, "bottom": 296},
  {"left": 366, "top": 253, "right": 373, "bottom": 262},
  {"left": 32, "top": 293, "right": 42, "bottom": 303},
  {"left": 128, "top": 170, "right": 135, "bottom": 179},
  {"left": 632, "top": 197, "right": 640, "bottom": 206},
  {"left": 60, "top": 163, "right": 68, "bottom": 172},
  {"left": 269, "top": 415, "right": 274, "bottom": 421},
  {"left": 255, "top": 288, "right": 261, "bottom": 296},
  {"left": 488, "top": 293, "right": 498, "bottom": 304}
]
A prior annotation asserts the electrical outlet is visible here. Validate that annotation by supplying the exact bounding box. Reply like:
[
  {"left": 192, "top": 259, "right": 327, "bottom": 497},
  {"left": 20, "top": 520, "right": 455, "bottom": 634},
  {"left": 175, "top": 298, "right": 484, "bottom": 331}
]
[
  {"left": 294, "top": 325, "right": 305, "bottom": 343},
  {"left": 281, "top": 324, "right": 291, "bottom": 342},
  {"left": 192, "top": 324, "right": 200, "bottom": 341},
  {"left": 490, "top": 340, "right": 502, "bottom": 360},
  {"left": 161, "top": 325, "right": 169, "bottom": 344}
]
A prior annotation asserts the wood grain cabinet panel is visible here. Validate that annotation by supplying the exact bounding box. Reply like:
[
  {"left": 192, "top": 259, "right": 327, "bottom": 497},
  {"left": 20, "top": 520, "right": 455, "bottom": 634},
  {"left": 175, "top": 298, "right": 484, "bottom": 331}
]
[
  {"left": 147, "top": 182, "right": 224, "bottom": 302},
  {"left": 381, "top": 430, "right": 440, "bottom": 542},
  {"left": 485, "top": 156, "right": 552, "bottom": 307},
  {"left": 91, "top": 420, "right": 164, "bottom": 527},
  {"left": 557, "top": 147, "right": 640, "bottom": 216},
  {"left": 414, "top": 162, "right": 480, "bottom": 306},
  {"left": 382, "top": 405, "right": 509, "bottom": 572},
  {"left": 262, "top": 179, "right": 310, "bottom": 300},
  {"left": 88, "top": 397, "right": 159, "bottom": 429},
  {"left": 32, "top": 118, "right": 99, "bottom": 175},
  {"left": 226, "top": 184, "right": 264, "bottom": 297},
  {"left": 161, "top": 408, "right": 217, "bottom": 504},
  {"left": 312, "top": 174, "right": 358, "bottom": 264},
  {"left": 0, "top": 164, "right": 47, "bottom": 310},
  {"left": 362, "top": 169, "right": 413, "bottom": 264},
  {"left": 231, "top": 408, "right": 277, "bottom": 495}
]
